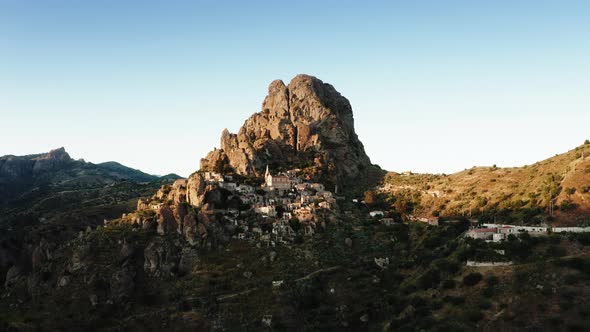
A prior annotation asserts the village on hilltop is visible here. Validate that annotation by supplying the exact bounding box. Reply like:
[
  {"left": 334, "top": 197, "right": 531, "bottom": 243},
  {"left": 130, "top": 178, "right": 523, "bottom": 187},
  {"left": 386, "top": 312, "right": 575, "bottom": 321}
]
[{"left": 130, "top": 166, "right": 342, "bottom": 247}]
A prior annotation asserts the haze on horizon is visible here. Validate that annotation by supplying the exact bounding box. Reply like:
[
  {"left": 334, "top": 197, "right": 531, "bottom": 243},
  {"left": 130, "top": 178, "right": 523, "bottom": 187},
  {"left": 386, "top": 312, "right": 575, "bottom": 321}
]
[{"left": 1, "top": 0, "right": 589, "bottom": 177}]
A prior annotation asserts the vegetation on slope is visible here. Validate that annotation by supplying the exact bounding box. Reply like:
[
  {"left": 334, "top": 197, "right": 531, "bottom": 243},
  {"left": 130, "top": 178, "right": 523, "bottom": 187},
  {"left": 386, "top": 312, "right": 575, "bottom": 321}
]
[{"left": 382, "top": 142, "right": 590, "bottom": 226}]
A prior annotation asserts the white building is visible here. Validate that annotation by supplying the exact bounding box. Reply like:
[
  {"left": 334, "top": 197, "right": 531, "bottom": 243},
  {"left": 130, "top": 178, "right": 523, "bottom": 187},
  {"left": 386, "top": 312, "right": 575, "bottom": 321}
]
[
  {"left": 204, "top": 172, "right": 224, "bottom": 183},
  {"left": 552, "top": 227, "right": 590, "bottom": 233},
  {"left": 264, "top": 166, "right": 291, "bottom": 190},
  {"left": 255, "top": 205, "right": 277, "bottom": 217},
  {"left": 369, "top": 211, "right": 385, "bottom": 218},
  {"left": 467, "top": 228, "right": 497, "bottom": 240}
]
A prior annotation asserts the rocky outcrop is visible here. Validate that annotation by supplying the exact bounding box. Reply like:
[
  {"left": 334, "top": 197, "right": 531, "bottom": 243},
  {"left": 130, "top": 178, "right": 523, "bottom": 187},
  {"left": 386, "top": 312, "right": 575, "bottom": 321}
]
[
  {"left": 143, "top": 239, "right": 180, "bottom": 277},
  {"left": 200, "top": 74, "right": 372, "bottom": 186},
  {"left": 186, "top": 173, "right": 207, "bottom": 206},
  {"left": 31, "top": 147, "right": 72, "bottom": 173},
  {"left": 0, "top": 147, "right": 72, "bottom": 183},
  {"left": 156, "top": 205, "right": 176, "bottom": 235}
]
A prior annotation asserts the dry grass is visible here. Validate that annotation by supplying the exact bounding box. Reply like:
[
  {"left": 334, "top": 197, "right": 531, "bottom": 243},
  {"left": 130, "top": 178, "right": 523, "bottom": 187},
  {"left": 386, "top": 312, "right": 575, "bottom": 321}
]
[{"left": 381, "top": 143, "right": 590, "bottom": 225}]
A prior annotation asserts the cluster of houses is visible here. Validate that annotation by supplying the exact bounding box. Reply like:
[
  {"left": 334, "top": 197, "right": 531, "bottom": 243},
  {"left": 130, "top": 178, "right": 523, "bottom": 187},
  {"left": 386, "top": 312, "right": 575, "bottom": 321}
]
[
  {"left": 466, "top": 223, "right": 590, "bottom": 242},
  {"left": 203, "top": 167, "right": 338, "bottom": 245}
]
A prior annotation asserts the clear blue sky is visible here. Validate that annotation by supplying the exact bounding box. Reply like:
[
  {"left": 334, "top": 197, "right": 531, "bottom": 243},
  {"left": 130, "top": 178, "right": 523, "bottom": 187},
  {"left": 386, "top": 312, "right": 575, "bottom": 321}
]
[{"left": 1, "top": 0, "right": 589, "bottom": 177}]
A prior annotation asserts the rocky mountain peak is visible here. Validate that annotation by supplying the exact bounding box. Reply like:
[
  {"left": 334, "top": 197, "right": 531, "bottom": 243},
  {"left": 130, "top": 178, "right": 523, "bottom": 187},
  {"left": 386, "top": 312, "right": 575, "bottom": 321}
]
[
  {"left": 32, "top": 147, "right": 72, "bottom": 173},
  {"left": 37, "top": 147, "right": 72, "bottom": 161},
  {"left": 200, "top": 74, "right": 372, "bottom": 186}
]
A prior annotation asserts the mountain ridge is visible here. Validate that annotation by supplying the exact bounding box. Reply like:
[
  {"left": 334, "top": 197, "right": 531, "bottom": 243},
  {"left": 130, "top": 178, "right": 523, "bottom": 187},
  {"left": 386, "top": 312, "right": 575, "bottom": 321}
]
[{"left": 380, "top": 141, "right": 590, "bottom": 225}]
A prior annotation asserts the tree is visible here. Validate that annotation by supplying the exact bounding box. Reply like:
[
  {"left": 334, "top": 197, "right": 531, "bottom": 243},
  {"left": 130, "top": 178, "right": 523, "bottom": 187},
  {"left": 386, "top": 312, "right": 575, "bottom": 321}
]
[
  {"left": 585, "top": 139, "right": 590, "bottom": 145},
  {"left": 463, "top": 272, "right": 483, "bottom": 286},
  {"left": 364, "top": 190, "right": 377, "bottom": 206},
  {"left": 565, "top": 187, "right": 576, "bottom": 196}
]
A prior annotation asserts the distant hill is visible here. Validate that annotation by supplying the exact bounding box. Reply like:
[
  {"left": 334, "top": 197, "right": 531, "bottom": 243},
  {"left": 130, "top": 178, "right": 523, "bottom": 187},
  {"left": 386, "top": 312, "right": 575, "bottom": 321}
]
[
  {"left": 0, "top": 148, "right": 169, "bottom": 204},
  {"left": 159, "top": 173, "right": 183, "bottom": 181},
  {"left": 96, "top": 161, "right": 159, "bottom": 183},
  {"left": 381, "top": 141, "right": 590, "bottom": 226}
]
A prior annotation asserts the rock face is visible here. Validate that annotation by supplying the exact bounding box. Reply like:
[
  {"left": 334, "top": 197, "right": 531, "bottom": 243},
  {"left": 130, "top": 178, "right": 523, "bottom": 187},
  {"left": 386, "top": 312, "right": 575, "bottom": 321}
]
[
  {"left": 0, "top": 147, "right": 72, "bottom": 181},
  {"left": 200, "top": 75, "right": 372, "bottom": 186}
]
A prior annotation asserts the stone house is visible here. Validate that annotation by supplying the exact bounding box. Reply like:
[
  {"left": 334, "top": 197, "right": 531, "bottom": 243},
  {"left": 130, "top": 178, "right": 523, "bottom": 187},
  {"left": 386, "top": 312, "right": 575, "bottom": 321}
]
[
  {"left": 265, "top": 166, "right": 292, "bottom": 190},
  {"left": 467, "top": 228, "right": 497, "bottom": 240},
  {"left": 204, "top": 172, "right": 224, "bottom": 183},
  {"left": 294, "top": 207, "right": 313, "bottom": 222}
]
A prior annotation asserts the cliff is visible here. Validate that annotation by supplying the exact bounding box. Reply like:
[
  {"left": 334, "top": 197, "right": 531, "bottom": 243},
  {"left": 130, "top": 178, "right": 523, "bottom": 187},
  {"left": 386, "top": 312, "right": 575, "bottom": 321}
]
[{"left": 200, "top": 74, "right": 372, "bottom": 187}]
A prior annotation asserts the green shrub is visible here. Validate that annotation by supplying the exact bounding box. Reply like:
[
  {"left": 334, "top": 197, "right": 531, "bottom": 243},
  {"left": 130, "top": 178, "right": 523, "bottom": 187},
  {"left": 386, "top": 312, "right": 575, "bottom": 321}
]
[
  {"left": 546, "top": 245, "right": 567, "bottom": 258},
  {"left": 575, "top": 233, "right": 590, "bottom": 246},
  {"left": 441, "top": 279, "right": 456, "bottom": 289},
  {"left": 431, "top": 299, "right": 443, "bottom": 310},
  {"left": 465, "top": 309, "right": 484, "bottom": 322},
  {"left": 478, "top": 299, "right": 492, "bottom": 310},
  {"left": 463, "top": 272, "right": 483, "bottom": 286},
  {"left": 418, "top": 269, "right": 441, "bottom": 290},
  {"left": 563, "top": 273, "right": 583, "bottom": 284},
  {"left": 485, "top": 274, "right": 499, "bottom": 287},
  {"left": 443, "top": 295, "right": 465, "bottom": 305}
]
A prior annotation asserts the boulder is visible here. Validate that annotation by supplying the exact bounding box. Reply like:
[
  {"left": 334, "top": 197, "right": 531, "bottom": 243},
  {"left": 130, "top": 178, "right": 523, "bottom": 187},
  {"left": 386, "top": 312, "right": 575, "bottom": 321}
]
[
  {"left": 183, "top": 212, "right": 199, "bottom": 246},
  {"left": 186, "top": 173, "right": 206, "bottom": 207},
  {"left": 4, "top": 265, "right": 21, "bottom": 288},
  {"left": 156, "top": 205, "right": 176, "bottom": 235}
]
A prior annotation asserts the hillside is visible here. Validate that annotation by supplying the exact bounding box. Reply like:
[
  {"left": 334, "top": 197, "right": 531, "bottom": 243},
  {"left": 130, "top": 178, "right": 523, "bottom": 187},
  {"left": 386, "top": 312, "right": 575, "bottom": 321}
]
[
  {"left": 1, "top": 78, "right": 589, "bottom": 331},
  {"left": 96, "top": 161, "right": 161, "bottom": 183},
  {"left": 0, "top": 148, "right": 162, "bottom": 205},
  {"left": 381, "top": 141, "right": 590, "bottom": 226},
  {"left": 0, "top": 148, "right": 175, "bottom": 301}
]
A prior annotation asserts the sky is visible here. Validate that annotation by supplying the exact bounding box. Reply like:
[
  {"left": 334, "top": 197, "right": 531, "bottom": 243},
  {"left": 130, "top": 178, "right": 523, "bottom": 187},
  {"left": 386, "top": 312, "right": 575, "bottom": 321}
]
[{"left": 1, "top": 0, "right": 589, "bottom": 177}]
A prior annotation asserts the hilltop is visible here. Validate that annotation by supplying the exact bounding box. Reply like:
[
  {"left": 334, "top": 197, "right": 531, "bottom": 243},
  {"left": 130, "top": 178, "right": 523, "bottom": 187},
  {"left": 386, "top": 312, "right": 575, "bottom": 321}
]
[
  {"left": 200, "top": 74, "right": 375, "bottom": 189},
  {"left": 381, "top": 141, "right": 590, "bottom": 226}
]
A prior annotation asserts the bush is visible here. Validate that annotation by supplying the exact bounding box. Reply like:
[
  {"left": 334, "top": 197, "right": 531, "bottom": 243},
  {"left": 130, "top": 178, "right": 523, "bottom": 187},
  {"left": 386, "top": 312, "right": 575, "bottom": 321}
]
[
  {"left": 463, "top": 272, "right": 483, "bottom": 286},
  {"left": 565, "top": 187, "right": 576, "bottom": 195},
  {"left": 485, "top": 274, "right": 499, "bottom": 287},
  {"left": 418, "top": 269, "right": 441, "bottom": 290},
  {"left": 441, "top": 279, "right": 456, "bottom": 289},
  {"left": 575, "top": 233, "right": 590, "bottom": 246},
  {"left": 443, "top": 295, "right": 465, "bottom": 305},
  {"left": 546, "top": 245, "right": 567, "bottom": 257},
  {"left": 483, "top": 286, "right": 495, "bottom": 298},
  {"left": 563, "top": 273, "right": 583, "bottom": 284},
  {"left": 433, "top": 258, "right": 460, "bottom": 274},
  {"left": 556, "top": 257, "right": 590, "bottom": 274},
  {"left": 478, "top": 298, "right": 492, "bottom": 310},
  {"left": 560, "top": 200, "right": 576, "bottom": 211},
  {"left": 465, "top": 309, "right": 484, "bottom": 322},
  {"left": 431, "top": 299, "right": 443, "bottom": 310}
]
